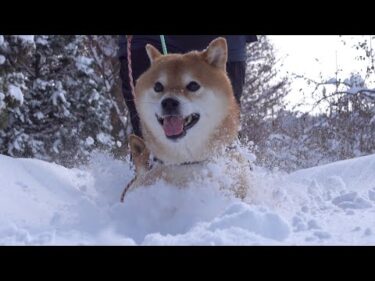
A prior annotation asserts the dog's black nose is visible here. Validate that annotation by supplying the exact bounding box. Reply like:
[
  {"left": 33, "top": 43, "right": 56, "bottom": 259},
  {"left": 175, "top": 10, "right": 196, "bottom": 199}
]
[{"left": 161, "top": 98, "right": 180, "bottom": 115}]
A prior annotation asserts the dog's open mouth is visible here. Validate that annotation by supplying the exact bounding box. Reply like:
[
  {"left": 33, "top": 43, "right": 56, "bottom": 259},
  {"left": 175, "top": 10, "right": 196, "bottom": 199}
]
[{"left": 156, "top": 113, "right": 200, "bottom": 139}]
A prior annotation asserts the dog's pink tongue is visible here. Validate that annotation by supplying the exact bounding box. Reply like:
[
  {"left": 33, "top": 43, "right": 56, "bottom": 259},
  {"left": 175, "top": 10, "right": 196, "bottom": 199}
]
[{"left": 163, "top": 116, "right": 184, "bottom": 137}]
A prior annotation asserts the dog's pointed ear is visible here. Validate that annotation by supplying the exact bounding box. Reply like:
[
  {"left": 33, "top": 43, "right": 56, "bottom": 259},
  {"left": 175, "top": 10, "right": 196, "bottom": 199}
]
[
  {"left": 128, "top": 134, "right": 146, "bottom": 157},
  {"left": 202, "top": 37, "right": 228, "bottom": 70},
  {"left": 146, "top": 44, "right": 162, "bottom": 64}
]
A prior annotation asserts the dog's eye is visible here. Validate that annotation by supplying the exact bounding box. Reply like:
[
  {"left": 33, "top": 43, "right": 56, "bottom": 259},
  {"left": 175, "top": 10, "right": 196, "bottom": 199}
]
[
  {"left": 154, "top": 82, "right": 164, "bottom": 93},
  {"left": 186, "top": 81, "right": 201, "bottom": 92}
]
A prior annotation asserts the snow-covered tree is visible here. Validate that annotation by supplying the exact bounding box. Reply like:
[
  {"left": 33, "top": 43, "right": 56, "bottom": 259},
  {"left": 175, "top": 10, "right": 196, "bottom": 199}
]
[
  {"left": 255, "top": 36, "right": 375, "bottom": 171},
  {"left": 240, "top": 36, "right": 291, "bottom": 168},
  {"left": 0, "top": 35, "right": 126, "bottom": 167},
  {"left": 0, "top": 35, "right": 33, "bottom": 154}
]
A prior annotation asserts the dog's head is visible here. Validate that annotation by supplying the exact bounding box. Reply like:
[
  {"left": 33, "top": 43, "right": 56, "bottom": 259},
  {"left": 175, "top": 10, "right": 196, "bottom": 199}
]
[{"left": 135, "top": 37, "right": 240, "bottom": 164}]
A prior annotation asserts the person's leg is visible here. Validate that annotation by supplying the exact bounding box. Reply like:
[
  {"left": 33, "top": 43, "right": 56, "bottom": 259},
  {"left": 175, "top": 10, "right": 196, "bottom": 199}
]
[
  {"left": 226, "top": 61, "right": 247, "bottom": 141},
  {"left": 226, "top": 61, "right": 246, "bottom": 106},
  {"left": 119, "top": 47, "right": 151, "bottom": 137}
]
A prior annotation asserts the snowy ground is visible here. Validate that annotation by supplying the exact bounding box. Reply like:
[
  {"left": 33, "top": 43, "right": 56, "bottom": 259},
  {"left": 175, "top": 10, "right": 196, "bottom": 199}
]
[{"left": 0, "top": 150, "right": 375, "bottom": 245}]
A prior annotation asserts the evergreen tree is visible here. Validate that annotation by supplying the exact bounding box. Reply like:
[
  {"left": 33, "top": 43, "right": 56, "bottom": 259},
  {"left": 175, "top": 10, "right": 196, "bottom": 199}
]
[
  {"left": 240, "top": 35, "right": 291, "bottom": 167},
  {"left": 0, "top": 35, "right": 125, "bottom": 167}
]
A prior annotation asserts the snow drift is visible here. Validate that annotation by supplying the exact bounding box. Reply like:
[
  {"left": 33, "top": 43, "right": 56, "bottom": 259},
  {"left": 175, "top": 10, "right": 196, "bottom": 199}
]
[{"left": 0, "top": 151, "right": 375, "bottom": 245}]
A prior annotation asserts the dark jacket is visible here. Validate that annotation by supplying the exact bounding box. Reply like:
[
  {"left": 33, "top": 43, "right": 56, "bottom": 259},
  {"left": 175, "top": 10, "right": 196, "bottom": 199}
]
[{"left": 118, "top": 35, "right": 257, "bottom": 62}]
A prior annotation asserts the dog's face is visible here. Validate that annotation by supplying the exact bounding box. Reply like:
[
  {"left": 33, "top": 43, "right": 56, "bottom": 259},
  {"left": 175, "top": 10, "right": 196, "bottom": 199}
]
[{"left": 135, "top": 38, "right": 239, "bottom": 164}]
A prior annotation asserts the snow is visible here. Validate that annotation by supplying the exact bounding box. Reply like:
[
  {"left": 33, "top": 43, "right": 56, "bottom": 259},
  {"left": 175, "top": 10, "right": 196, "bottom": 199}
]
[
  {"left": 51, "top": 90, "right": 67, "bottom": 106},
  {"left": 35, "top": 36, "right": 48, "bottom": 46},
  {"left": 0, "top": 35, "right": 4, "bottom": 45},
  {"left": 85, "top": 137, "right": 95, "bottom": 146},
  {"left": 0, "top": 92, "right": 4, "bottom": 110},
  {"left": 16, "top": 35, "right": 34, "bottom": 44},
  {"left": 8, "top": 85, "right": 24, "bottom": 105},
  {"left": 0, "top": 55, "right": 5, "bottom": 65},
  {"left": 326, "top": 78, "right": 337, "bottom": 84},
  {"left": 89, "top": 89, "right": 100, "bottom": 103},
  {"left": 75, "top": 56, "right": 94, "bottom": 75},
  {"left": 34, "top": 112, "right": 45, "bottom": 120},
  {"left": 96, "top": 133, "right": 113, "bottom": 146},
  {"left": 0, "top": 151, "right": 375, "bottom": 245}
]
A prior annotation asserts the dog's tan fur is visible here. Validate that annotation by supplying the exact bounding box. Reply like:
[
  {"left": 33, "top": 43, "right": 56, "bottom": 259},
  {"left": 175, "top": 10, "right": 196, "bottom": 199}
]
[{"left": 128, "top": 134, "right": 150, "bottom": 175}]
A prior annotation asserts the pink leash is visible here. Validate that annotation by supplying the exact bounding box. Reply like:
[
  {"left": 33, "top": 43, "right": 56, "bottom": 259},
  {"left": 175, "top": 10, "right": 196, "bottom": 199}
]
[{"left": 126, "top": 35, "right": 136, "bottom": 97}]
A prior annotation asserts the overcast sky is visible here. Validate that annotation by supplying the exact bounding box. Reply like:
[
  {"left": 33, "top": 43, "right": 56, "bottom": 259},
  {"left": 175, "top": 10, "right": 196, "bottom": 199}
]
[{"left": 268, "top": 35, "right": 373, "bottom": 112}]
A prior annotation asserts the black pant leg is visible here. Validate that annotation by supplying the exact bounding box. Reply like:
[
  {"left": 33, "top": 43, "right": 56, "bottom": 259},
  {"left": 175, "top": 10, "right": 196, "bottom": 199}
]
[
  {"left": 119, "top": 48, "right": 151, "bottom": 137},
  {"left": 226, "top": 61, "right": 246, "bottom": 106}
]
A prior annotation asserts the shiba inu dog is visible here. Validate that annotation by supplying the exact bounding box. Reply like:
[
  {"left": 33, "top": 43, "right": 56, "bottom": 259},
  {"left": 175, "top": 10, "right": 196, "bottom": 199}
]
[{"left": 121, "top": 37, "right": 251, "bottom": 201}]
